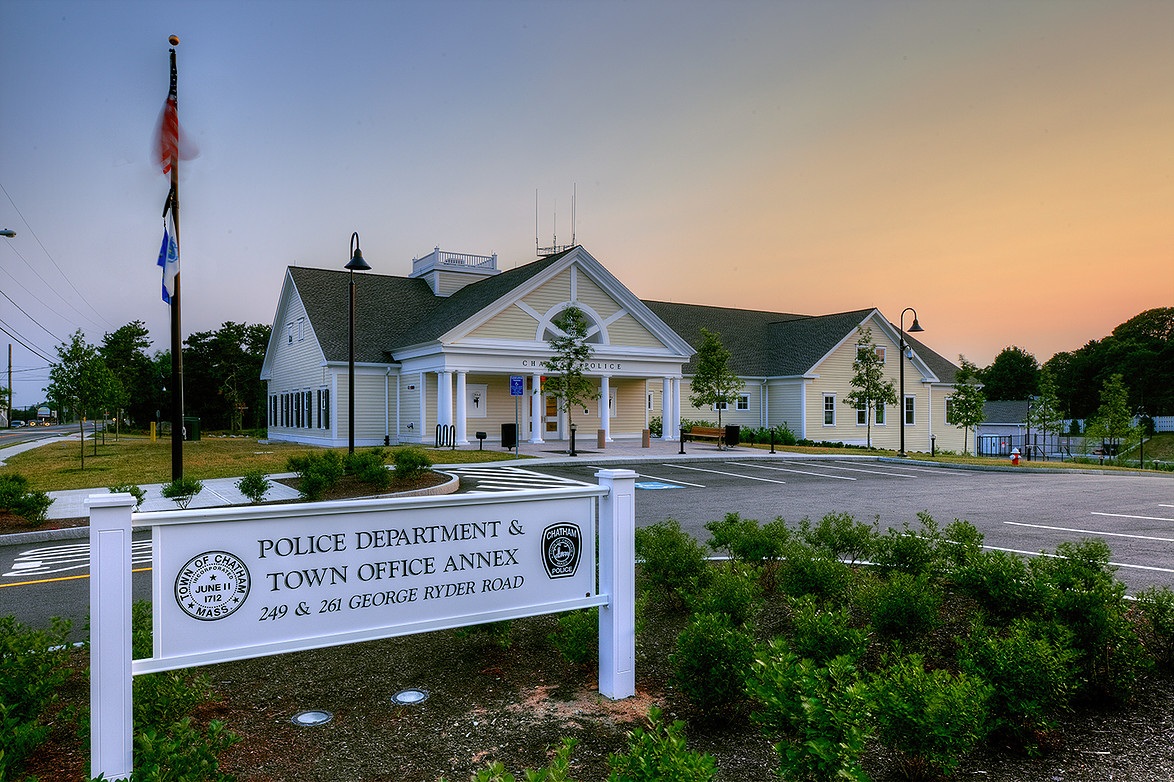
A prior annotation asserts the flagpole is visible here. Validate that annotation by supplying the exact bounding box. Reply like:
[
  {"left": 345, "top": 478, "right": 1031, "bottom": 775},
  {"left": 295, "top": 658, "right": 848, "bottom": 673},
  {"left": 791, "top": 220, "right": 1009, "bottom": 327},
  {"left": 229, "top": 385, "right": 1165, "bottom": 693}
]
[{"left": 167, "top": 39, "right": 184, "bottom": 481}]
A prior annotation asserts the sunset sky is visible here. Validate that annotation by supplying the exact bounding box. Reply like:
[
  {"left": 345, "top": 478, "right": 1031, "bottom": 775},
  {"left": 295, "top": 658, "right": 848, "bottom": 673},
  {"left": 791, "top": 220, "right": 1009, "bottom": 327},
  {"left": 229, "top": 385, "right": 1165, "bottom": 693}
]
[{"left": 2, "top": 0, "right": 1171, "bottom": 405}]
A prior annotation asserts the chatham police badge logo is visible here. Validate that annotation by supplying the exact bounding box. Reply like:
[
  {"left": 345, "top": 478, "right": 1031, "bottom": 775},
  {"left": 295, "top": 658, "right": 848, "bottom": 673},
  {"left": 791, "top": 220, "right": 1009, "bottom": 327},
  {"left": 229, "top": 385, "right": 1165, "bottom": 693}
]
[
  {"left": 174, "top": 551, "right": 251, "bottom": 621},
  {"left": 541, "top": 523, "right": 582, "bottom": 579}
]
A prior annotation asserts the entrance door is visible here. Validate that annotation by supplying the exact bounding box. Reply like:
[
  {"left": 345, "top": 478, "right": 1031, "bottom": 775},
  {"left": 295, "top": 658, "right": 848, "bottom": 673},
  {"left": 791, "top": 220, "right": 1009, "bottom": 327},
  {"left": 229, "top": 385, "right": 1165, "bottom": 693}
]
[{"left": 545, "top": 395, "right": 561, "bottom": 436}]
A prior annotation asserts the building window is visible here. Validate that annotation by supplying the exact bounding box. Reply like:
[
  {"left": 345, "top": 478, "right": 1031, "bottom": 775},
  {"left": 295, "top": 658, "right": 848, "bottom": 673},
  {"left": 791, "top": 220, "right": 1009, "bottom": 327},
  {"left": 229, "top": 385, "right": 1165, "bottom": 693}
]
[
  {"left": 823, "top": 394, "right": 836, "bottom": 426},
  {"left": 856, "top": 401, "right": 867, "bottom": 425},
  {"left": 287, "top": 322, "right": 294, "bottom": 344},
  {"left": 904, "top": 395, "right": 915, "bottom": 426},
  {"left": 297, "top": 317, "right": 306, "bottom": 342},
  {"left": 714, "top": 400, "right": 728, "bottom": 412},
  {"left": 857, "top": 345, "right": 886, "bottom": 364},
  {"left": 647, "top": 393, "right": 653, "bottom": 411},
  {"left": 945, "top": 397, "right": 955, "bottom": 425},
  {"left": 876, "top": 403, "right": 886, "bottom": 425},
  {"left": 304, "top": 391, "right": 313, "bottom": 428},
  {"left": 320, "top": 388, "right": 331, "bottom": 429},
  {"left": 736, "top": 394, "right": 750, "bottom": 411}
]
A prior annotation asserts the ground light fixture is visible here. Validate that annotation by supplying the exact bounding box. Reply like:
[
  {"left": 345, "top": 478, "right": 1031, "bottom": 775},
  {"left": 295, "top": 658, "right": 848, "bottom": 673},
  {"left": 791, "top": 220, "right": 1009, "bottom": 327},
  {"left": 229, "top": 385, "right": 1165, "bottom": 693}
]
[
  {"left": 291, "top": 710, "right": 333, "bottom": 726},
  {"left": 392, "top": 688, "right": 430, "bottom": 706},
  {"left": 898, "top": 307, "right": 924, "bottom": 458},
  {"left": 346, "top": 231, "right": 371, "bottom": 455}
]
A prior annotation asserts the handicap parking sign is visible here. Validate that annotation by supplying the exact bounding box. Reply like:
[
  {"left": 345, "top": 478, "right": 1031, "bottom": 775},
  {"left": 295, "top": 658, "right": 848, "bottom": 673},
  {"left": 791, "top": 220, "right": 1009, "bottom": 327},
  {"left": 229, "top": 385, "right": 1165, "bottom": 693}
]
[
  {"left": 509, "top": 376, "right": 524, "bottom": 396},
  {"left": 635, "top": 481, "right": 683, "bottom": 490}
]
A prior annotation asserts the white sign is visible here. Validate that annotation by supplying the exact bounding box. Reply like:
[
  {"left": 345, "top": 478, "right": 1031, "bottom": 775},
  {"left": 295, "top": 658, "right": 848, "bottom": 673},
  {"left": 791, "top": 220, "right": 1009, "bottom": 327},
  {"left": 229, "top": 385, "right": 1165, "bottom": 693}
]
[{"left": 150, "top": 493, "right": 596, "bottom": 665}]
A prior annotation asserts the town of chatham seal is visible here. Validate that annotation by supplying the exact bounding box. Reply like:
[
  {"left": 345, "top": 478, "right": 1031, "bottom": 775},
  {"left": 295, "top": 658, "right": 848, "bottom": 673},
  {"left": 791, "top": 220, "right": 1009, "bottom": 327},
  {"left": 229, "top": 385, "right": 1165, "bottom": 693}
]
[
  {"left": 541, "top": 523, "right": 582, "bottom": 579},
  {"left": 174, "top": 551, "right": 251, "bottom": 620}
]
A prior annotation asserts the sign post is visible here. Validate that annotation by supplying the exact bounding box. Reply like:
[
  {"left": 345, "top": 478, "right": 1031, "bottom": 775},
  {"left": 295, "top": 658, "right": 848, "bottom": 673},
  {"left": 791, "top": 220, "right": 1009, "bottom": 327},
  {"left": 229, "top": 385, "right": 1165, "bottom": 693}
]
[{"left": 510, "top": 375, "right": 524, "bottom": 458}]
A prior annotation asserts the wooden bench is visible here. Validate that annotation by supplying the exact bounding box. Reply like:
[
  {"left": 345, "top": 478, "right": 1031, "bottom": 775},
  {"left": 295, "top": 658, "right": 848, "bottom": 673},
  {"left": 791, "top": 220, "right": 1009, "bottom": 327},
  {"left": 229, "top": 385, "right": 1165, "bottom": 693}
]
[{"left": 686, "top": 426, "right": 725, "bottom": 448}]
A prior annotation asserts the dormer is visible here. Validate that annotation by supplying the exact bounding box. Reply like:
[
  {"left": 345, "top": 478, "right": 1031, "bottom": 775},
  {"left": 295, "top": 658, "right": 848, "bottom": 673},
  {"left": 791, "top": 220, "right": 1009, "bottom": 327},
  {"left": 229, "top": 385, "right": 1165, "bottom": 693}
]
[{"left": 409, "top": 247, "right": 500, "bottom": 296}]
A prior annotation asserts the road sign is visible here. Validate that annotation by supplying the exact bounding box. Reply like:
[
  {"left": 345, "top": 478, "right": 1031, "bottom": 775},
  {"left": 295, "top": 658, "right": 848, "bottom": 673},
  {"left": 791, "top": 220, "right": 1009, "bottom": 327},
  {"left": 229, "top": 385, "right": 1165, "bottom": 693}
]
[{"left": 509, "top": 375, "right": 524, "bottom": 396}]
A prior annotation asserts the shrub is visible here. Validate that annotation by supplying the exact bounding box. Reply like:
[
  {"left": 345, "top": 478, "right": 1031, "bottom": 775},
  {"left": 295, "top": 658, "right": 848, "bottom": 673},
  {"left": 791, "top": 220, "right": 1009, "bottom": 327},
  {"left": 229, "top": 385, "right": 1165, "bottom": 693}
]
[
  {"left": 287, "top": 450, "right": 345, "bottom": 500},
  {"left": 860, "top": 571, "right": 941, "bottom": 641},
  {"left": 798, "top": 512, "right": 875, "bottom": 564},
  {"left": 1136, "top": 586, "right": 1174, "bottom": 668},
  {"left": 235, "top": 469, "right": 271, "bottom": 504},
  {"left": 872, "top": 512, "right": 947, "bottom": 577},
  {"left": 772, "top": 422, "right": 798, "bottom": 446},
  {"left": 787, "top": 595, "right": 871, "bottom": 665},
  {"left": 959, "top": 618, "right": 1076, "bottom": 752},
  {"left": 776, "top": 540, "right": 852, "bottom": 601},
  {"left": 748, "top": 644, "right": 872, "bottom": 782},
  {"left": 549, "top": 607, "right": 598, "bottom": 667},
  {"left": 704, "top": 512, "right": 790, "bottom": 565},
  {"left": 635, "top": 518, "right": 710, "bottom": 604},
  {"left": 160, "top": 476, "right": 204, "bottom": 509},
  {"left": 347, "top": 448, "right": 391, "bottom": 490},
  {"left": 393, "top": 446, "right": 432, "bottom": 481},
  {"left": 0, "top": 616, "right": 73, "bottom": 778},
  {"left": 607, "top": 707, "right": 717, "bottom": 781},
  {"left": 686, "top": 566, "right": 762, "bottom": 628},
  {"left": 871, "top": 653, "right": 992, "bottom": 779},
  {"left": 0, "top": 473, "right": 54, "bottom": 524},
  {"left": 107, "top": 483, "right": 146, "bottom": 510},
  {"left": 649, "top": 415, "right": 663, "bottom": 437},
  {"left": 670, "top": 613, "right": 755, "bottom": 716},
  {"left": 941, "top": 519, "right": 985, "bottom": 571},
  {"left": 954, "top": 549, "right": 1043, "bottom": 623}
]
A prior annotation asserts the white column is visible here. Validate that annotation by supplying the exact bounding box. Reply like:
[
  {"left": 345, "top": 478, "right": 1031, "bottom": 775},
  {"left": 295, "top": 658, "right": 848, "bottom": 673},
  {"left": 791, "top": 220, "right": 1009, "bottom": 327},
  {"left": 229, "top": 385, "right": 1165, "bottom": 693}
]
[
  {"left": 529, "top": 372, "right": 545, "bottom": 443},
  {"left": 596, "top": 469, "right": 637, "bottom": 700},
  {"left": 88, "top": 493, "right": 136, "bottom": 781},
  {"left": 599, "top": 375, "right": 612, "bottom": 442},
  {"left": 454, "top": 371, "right": 468, "bottom": 444},
  {"left": 678, "top": 379, "right": 685, "bottom": 439},
  {"left": 661, "top": 376, "right": 673, "bottom": 440},
  {"left": 437, "top": 370, "right": 453, "bottom": 431}
]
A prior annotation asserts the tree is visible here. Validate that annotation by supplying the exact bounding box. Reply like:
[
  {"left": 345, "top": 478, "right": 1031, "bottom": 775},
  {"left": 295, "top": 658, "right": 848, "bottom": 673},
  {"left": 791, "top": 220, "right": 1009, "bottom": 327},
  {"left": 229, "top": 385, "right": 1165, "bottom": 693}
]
[
  {"left": 1027, "top": 368, "right": 1065, "bottom": 460},
  {"left": 843, "top": 326, "right": 898, "bottom": 449},
  {"left": 45, "top": 330, "right": 123, "bottom": 468},
  {"left": 1085, "top": 373, "right": 1136, "bottom": 463},
  {"left": 947, "top": 357, "right": 986, "bottom": 456},
  {"left": 979, "top": 346, "right": 1039, "bottom": 401},
  {"left": 541, "top": 306, "right": 599, "bottom": 446},
  {"left": 100, "top": 321, "right": 155, "bottom": 427},
  {"left": 183, "top": 322, "right": 272, "bottom": 432},
  {"left": 688, "top": 328, "right": 743, "bottom": 434}
]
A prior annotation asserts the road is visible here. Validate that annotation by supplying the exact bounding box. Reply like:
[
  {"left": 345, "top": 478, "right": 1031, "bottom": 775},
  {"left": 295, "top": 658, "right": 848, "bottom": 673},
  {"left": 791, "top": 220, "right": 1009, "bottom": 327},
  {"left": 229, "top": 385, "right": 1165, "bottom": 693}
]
[{"left": 2, "top": 457, "right": 1172, "bottom": 633}]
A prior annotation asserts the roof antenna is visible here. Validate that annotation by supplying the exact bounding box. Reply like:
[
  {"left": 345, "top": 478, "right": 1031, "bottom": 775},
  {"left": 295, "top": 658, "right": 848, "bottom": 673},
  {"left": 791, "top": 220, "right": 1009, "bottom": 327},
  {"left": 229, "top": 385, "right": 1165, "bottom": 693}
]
[
  {"left": 534, "top": 189, "right": 539, "bottom": 257},
  {"left": 571, "top": 182, "right": 576, "bottom": 246}
]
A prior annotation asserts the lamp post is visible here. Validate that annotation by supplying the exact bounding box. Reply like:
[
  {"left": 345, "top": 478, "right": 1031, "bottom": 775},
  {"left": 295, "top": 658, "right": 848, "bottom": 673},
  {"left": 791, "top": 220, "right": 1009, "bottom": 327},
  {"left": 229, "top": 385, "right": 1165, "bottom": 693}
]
[
  {"left": 0, "top": 229, "right": 15, "bottom": 238},
  {"left": 345, "top": 232, "right": 370, "bottom": 455},
  {"left": 898, "top": 307, "right": 924, "bottom": 457}
]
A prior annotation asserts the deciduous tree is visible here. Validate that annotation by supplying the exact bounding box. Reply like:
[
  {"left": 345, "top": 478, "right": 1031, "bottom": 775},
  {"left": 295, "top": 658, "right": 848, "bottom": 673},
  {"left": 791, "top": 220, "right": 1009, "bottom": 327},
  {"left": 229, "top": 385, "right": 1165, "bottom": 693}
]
[
  {"left": 1085, "top": 373, "right": 1136, "bottom": 463},
  {"left": 46, "top": 331, "right": 123, "bottom": 468},
  {"left": 980, "top": 346, "right": 1039, "bottom": 401},
  {"left": 688, "top": 328, "right": 743, "bottom": 432},
  {"left": 947, "top": 357, "right": 986, "bottom": 456},
  {"left": 843, "top": 326, "right": 897, "bottom": 449},
  {"left": 542, "top": 306, "right": 599, "bottom": 442}
]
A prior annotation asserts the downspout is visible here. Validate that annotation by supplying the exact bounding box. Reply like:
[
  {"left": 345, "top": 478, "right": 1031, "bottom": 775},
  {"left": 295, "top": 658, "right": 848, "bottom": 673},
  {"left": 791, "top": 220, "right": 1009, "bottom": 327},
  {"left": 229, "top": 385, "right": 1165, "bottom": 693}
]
[
  {"left": 799, "top": 379, "right": 807, "bottom": 440},
  {"left": 761, "top": 380, "right": 768, "bottom": 428},
  {"left": 396, "top": 373, "right": 401, "bottom": 445},
  {"left": 384, "top": 370, "right": 390, "bottom": 446}
]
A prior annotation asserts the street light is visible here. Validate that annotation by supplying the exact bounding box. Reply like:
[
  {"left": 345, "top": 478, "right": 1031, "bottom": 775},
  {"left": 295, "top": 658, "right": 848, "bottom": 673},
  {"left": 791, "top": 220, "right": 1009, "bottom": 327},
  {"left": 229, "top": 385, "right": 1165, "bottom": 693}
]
[
  {"left": 345, "top": 232, "right": 370, "bottom": 455},
  {"left": 0, "top": 229, "right": 15, "bottom": 238},
  {"left": 898, "top": 307, "right": 924, "bottom": 457}
]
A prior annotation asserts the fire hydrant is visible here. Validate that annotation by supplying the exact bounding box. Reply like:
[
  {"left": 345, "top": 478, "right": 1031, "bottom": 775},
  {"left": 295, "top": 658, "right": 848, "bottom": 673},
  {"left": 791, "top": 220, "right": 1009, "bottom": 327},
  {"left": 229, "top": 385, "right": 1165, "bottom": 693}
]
[{"left": 1010, "top": 447, "right": 1020, "bottom": 466}]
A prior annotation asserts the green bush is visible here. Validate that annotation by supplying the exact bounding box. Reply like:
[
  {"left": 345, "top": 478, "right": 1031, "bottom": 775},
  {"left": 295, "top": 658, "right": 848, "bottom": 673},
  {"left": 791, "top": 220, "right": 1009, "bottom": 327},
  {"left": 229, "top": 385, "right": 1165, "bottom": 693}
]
[
  {"left": 0, "top": 473, "right": 54, "bottom": 524},
  {"left": 1136, "top": 586, "right": 1174, "bottom": 668},
  {"left": 635, "top": 518, "right": 710, "bottom": 605},
  {"left": 959, "top": 618, "right": 1076, "bottom": 752},
  {"left": 107, "top": 483, "right": 146, "bottom": 510},
  {"left": 748, "top": 644, "right": 872, "bottom": 782},
  {"left": 772, "top": 422, "right": 798, "bottom": 446},
  {"left": 607, "top": 707, "right": 717, "bottom": 781},
  {"left": 860, "top": 571, "right": 941, "bottom": 641},
  {"left": 787, "top": 595, "right": 870, "bottom": 665},
  {"left": 941, "top": 519, "right": 985, "bottom": 570},
  {"left": 346, "top": 448, "right": 392, "bottom": 490},
  {"left": 160, "top": 476, "right": 204, "bottom": 509},
  {"left": 549, "top": 607, "right": 598, "bottom": 667},
  {"left": 704, "top": 512, "right": 790, "bottom": 565},
  {"left": 776, "top": 540, "right": 852, "bottom": 601},
  {"left": 1031, "top": 538, "right": 1151, "bottom": 701},
  {"left": 393, "top": 446, "right": 432, "bottom": 481},
  {"left": 287, "top": 450, "right": 345, "bottom": 500},
  {"left": 133, "top": 718, "right": 240, "bottom": 782},
  {"left": 670, "top": 613, "right": 755, "bottom": 716},
  {"left": 954, "top": 549, "right": 1043, "bottom": 623},
  {"left": 686, "top": 566, "right": 762, "bottom": 628},
  {"left": 235, "top": 469, "right": 271, "bottom": 503},
  {"left": 0, "top": 616, "right": 73, "bottom": 778},
  {"left": 798, "top": 512, "right": 875, "bottom": 564},
  {"left": 872, "top": 513, "right": 947, "bottom": 577},
  {"left": 871, "top": 653, "right": 992, "bottom": 779}
]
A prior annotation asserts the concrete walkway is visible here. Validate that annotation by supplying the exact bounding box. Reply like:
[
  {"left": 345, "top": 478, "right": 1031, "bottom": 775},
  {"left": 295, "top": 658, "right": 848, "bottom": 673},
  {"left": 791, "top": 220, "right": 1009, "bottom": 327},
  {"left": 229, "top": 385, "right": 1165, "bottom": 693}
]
[{"left": 1, "top": 432, "right": 786, "bottom": 540}]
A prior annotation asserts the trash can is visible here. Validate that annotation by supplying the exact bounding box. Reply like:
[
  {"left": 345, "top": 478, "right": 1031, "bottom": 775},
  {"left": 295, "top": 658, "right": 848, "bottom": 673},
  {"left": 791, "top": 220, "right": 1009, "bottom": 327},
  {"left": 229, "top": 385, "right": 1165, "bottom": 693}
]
[
  {"left": 724, "top": 424, "right": 740, "bottom": 447},
  {"left": 501, "top": 423, "right": 517, "bottom": 450},
  {"left": 183, "top": 416, "right": 201, "bottom": 441}
]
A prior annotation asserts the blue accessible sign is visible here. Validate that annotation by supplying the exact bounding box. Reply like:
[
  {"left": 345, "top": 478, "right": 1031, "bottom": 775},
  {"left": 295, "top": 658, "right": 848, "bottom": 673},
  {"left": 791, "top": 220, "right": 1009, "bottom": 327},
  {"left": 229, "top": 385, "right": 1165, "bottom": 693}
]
[
  {"left": 635, "top": 481, "right": 684, "bottom": 490},
  {"left": 509, "top": 375, "right": 524, "bottom": 396}
]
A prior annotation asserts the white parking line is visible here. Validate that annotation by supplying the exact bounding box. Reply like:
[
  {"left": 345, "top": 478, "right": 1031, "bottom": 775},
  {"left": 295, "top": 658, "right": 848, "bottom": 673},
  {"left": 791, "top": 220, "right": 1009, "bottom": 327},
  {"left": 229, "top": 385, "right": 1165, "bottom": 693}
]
[
  {"left": 727, "top": 462, "right": 856, "bottom": 481},
  {"left": 662, "top": 463, "right": 786, "bottom": 485},
  {"left": 794, "top": 462, "right": 916, "bottom": 478},
  {"left": 981, "top": 545, "right": 1174, "bottom": 574},
  {"left": 1091, "top": 512, "right": 1174, "bottom": 523},
  {"left": 580, "top": 465, "right": 704, "bottom": 487},
  {"left": 1004, "top": 521, "right": 1174, "bottom": 543}
]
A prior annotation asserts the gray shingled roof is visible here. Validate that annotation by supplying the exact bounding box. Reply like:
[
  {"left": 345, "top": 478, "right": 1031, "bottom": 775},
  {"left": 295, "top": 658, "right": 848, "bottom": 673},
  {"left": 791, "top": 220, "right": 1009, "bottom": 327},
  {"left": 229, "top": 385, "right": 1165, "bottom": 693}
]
[
  {"left": 291, "top": 251, "right": 960, "bottom": 381},
  {"left": 983, "top": 400, "right": 1030, "bottom": 424}
]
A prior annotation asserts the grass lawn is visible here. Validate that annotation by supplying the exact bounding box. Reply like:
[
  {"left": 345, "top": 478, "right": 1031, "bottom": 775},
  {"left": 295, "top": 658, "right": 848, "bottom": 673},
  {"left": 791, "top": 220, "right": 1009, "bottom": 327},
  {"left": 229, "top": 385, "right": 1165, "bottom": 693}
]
[{"left": 0, "top": 434, "right": 519, "bottom": 492}]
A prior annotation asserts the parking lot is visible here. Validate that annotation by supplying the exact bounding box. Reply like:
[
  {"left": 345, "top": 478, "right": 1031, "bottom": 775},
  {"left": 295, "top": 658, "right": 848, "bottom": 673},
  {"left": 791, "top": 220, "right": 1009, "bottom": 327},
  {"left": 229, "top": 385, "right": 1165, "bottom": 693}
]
[{"left": 450, "top": 457, "right": 1174, "bottom": 593}]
